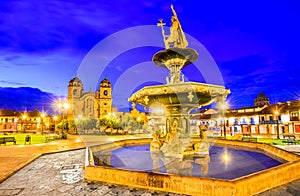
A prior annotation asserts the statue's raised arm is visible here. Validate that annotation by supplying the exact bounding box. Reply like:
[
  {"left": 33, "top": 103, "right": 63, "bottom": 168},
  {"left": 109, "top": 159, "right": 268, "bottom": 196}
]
[{"left": 171, "top": 5, "right": 178, "bottom": 19}]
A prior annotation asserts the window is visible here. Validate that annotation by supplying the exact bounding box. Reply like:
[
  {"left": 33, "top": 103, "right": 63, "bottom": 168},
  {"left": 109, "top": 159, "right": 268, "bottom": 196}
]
[
  {"left": 250, "top": 118, "right": 255, "bottom": 125},
  {"left": 73, "top": 89, "right": 77, "bottom": 95},
  {"left": 241, "top": 118, "right": 247, "bottom": 125},
  {"left": 261, "top": 116, "right": 265, "bottom": 121},
  {"left": 234, "top": 118, "right": 238, "bottom": 125},
  {"left": 104, "top": 90, "right": 108, "bottom": 96},
  {"left": 269, "top": 116, "right": 273, "bottom": 121}
]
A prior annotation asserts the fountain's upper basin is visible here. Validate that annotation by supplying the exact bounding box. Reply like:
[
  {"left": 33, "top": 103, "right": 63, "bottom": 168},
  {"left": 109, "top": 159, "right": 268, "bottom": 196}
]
[{"left": 152, "top": 48, "right": 199, "bottom": 67}]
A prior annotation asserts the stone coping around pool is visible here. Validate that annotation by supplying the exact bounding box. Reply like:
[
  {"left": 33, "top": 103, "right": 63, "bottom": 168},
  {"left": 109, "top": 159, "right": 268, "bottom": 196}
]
[{"left": 85, "top": 138, "right": 300, "bottom": 196}]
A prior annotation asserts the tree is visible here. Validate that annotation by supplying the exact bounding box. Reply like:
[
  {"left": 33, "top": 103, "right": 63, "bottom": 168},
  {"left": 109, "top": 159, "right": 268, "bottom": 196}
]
[
  {"left": 129, "top": 109, "right": 149, "bottom": 133},
  {"left": 76, "top": 117, "right": 97, "bottom": 133},
  {"left": 98, "top": 115, "right": 120, "bottom": 134}
]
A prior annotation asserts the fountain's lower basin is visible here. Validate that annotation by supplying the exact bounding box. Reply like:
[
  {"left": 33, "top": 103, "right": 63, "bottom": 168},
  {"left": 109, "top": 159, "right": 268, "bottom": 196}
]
[
  {"left": 85, "top": 139, "right": 300, "bottom": 196},
  {"left": 95, "top": 145, "right": 284, "bottom": 180}
]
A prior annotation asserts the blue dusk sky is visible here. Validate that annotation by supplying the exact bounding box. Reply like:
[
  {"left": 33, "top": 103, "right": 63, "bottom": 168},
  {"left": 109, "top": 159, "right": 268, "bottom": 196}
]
[{"left": 0, "top": 0, "right": 300, "bottom": 110}]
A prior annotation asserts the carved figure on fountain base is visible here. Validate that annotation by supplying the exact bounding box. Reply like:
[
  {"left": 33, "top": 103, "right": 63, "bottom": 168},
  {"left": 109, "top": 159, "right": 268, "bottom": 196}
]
[
  {"left": 160, "top": 119, "right": 184, "bottom": 158},
  {"left": 150, "top": 131, "right": 162, "bottom": 152}
]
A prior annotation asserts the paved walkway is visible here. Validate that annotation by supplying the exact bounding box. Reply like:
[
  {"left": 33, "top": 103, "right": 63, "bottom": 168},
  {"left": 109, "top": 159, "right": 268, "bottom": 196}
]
[
  {"left": 0, "top": 149, "right": 182, "bottom": 195},
  {"left": 0, "top": 135, "right": 300, "bottom": 195},
  {"left": 0, "top": 134, "right": 85, "bottom": 184}
]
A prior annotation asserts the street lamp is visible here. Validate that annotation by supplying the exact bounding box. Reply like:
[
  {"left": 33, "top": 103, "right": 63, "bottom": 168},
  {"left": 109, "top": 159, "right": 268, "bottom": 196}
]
[
  {"left": 53, "top": 116, "right": 58, "bottom": 132},
  {"left": 219, "top": 102, "right": 228, "bottom": 139},
  {"left": 41, "top": 112, "right": 45, "bottom": 135},
  {"left": 274, "top": 110, "right": 280, "bottom": 139},
  {"left": 57, "top": 100, "right": 70, "bottom": 134},
  {"left": 22, "top": 114, "right": 27, "bottom": 132}
]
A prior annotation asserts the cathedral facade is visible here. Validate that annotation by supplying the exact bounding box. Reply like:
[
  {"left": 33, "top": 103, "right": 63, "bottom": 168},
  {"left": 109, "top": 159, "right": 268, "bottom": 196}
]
[{"left": 67, "top": 77, "right": 112, "bottom": 119}]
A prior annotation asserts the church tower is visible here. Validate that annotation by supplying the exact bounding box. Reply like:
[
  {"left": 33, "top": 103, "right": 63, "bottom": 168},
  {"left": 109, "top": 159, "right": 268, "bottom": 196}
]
[
  {"left": 96, "top": 78, "right": 112, "bottom": 118},
  {"left": 68, "top": 76, "right": 84, "bottom": 118}
]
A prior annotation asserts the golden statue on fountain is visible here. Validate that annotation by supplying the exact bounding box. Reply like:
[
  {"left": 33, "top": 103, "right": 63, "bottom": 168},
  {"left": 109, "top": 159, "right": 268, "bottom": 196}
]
[{"left": 158, "top": 5, "right": 188, "bottom": 49}]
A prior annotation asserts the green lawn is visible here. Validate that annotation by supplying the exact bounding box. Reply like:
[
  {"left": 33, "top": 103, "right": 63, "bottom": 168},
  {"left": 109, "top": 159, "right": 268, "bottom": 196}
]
[
  {"left": 225, "top": 135, "right": 290, "bottom": 145},
  {"left": 0, "top": 134, "right": 47, "bottom": 145},
  {"left": 257, "top": 138, "right": 289, "bottom": 145}
]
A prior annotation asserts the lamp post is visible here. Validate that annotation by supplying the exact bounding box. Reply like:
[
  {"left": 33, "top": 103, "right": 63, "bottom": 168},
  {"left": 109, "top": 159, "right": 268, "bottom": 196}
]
[
  {"left": 41, "top": 112, "right": 45, "bottom": 135},
  {"left": 274, "top": 110, "right": 280, "bottom": 139},
  {"left": 53, "top": 116, "right": 57, "bottom": 132},
  {"left": 219, "top": 102, "right": 228, "bottom": 139},
  {"left": 57, "top": 100, "right": 70, "bottom": 134},
  {"left": 22, "top": 114, "right": 27, "bottom": 133}
]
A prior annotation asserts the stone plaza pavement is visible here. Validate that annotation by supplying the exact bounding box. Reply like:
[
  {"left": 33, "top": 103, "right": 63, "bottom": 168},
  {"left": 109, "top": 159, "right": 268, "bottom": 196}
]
[{"left": 0, "top": 134, "right": 300, "bottom": 195}]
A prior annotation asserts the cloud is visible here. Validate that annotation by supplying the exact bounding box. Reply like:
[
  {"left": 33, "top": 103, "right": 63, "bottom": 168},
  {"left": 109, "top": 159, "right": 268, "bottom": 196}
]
[
  {"left": 0, "top": 1, "right": 127, "bottom": 53},
  {"left": 0, "top": 80, "right": 26, "bottom": 86},
  {"left": 0, "top": 50, "right": 82, "bottom": 95}
]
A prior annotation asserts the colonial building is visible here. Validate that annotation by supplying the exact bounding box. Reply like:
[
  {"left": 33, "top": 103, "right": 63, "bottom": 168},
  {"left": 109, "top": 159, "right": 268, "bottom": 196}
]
[
  {"left": 191, "top": 93, "right": 300, "bottom": 137},
  {"left": 67, "top": 77, "right": 112, "bottom": 119},
  {"left": 0, "top": 109, "right": 51, "bottom": 132}
]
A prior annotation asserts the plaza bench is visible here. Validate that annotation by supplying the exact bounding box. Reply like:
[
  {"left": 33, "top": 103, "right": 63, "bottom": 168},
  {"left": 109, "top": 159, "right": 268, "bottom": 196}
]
[
  {"left": 242, "top": 133, "right": 257, "bottom": 142},
  {"left": 283, "top": 134, "right": 299, "bottom": 145},
  {"left": 45, "top": 134, "right": 60, "bottom": 142},
  {"left": 231, "top": 134, "right": 243, "bottom": 141},
  {"left": 0, "top": 137, "right": 17, "bottom": 145}
]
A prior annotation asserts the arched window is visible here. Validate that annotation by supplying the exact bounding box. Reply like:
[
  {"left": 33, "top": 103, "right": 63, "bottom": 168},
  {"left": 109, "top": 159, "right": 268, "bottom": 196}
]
[{"left": 73, "top": 89, "right": 77, "bottom": 95}]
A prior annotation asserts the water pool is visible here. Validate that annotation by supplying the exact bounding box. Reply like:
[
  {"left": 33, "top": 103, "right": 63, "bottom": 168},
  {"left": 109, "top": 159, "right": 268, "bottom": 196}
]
[{"left": 94, "top": 145, "right": 285, "bottom": 180}]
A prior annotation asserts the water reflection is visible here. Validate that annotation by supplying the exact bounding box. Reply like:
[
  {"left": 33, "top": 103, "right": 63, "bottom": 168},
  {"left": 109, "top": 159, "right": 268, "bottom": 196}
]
[{"left": 150, "top": 149, "right": 210, "bottom": 176}]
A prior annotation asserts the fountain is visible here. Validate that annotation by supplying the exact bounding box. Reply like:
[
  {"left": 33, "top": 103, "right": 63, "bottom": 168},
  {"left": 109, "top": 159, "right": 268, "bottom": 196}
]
[
  {"left": 85, "top": 5, "right": 300, "bottom": 196},
  {"left": 128, "top": 4, "right": 229, "bottom": 159}
]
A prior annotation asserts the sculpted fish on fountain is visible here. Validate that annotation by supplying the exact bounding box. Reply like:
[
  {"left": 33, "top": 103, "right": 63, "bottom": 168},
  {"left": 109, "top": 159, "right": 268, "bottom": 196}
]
[{"left": 128, "top": 5, "right": 230, "bottom": 160}]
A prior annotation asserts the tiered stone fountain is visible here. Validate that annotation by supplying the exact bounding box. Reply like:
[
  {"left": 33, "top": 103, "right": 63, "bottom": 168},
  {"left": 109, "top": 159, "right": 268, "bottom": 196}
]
[{"left": 128, "top": 5, "right": 229, "bottom": 158}]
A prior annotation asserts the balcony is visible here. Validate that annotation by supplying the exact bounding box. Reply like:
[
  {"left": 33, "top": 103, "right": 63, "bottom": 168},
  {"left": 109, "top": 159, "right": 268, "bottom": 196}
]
[
  {"left": 290, "top": 116, "right": 299, "bottom": 121},
  {"left": 259, "top": 120, "right": 281, "bottom": 124}
]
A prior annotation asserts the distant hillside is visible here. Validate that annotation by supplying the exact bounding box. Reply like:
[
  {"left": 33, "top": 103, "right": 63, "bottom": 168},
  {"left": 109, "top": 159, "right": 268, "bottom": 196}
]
[{"left": 0, "top": 87, "right": 59, "bottom": 113}]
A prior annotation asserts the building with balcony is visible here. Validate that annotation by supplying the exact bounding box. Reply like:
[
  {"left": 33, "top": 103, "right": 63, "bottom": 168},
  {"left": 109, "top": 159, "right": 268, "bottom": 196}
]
[{"left": 191, "top": 94, "right": 300, "bottom": 137}]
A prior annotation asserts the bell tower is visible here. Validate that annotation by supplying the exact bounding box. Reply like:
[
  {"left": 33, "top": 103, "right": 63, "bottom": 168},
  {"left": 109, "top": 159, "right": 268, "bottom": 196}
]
[
  {"left": 68, "top": 77, "right": 84, "bottom": 99},
  {"left": 97, "top": 78, "right": 112, "bottom": 118},
  {"left": 68, "top": 76, "right": 84, "bottom": 118}
]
